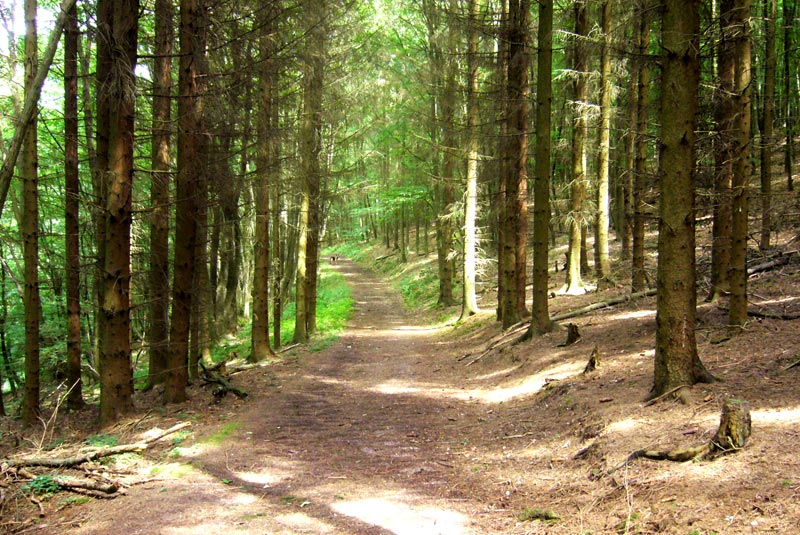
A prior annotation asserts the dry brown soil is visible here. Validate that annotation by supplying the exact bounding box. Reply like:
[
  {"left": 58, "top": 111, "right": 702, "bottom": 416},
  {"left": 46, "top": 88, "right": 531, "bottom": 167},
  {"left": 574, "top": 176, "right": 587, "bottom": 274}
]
[{"left": 4, "top": 255, "right": 800, "bottom": 535}]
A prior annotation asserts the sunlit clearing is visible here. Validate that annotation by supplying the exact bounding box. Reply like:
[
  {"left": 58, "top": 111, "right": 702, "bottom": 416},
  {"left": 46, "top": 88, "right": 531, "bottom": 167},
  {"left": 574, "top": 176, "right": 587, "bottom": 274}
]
[
  {"left": 275, "top": 512, "right": 334, "bottom": 533},
  {"left": 235, "top": 470, "right": 285, "bottom": 487},
  {"left": 371, "top": 360, "right": 585, "bottom": 403},
  {"left": 606, "top": 417, "right": 646, "bottom": 434},
  {"left": 605, "top": 308, "right": 656, "bottom": 321},
  {"left": 752, "top": 406, "right": 800, "bottom": 425},
  {"left": 332, "top": 497, "right": 468, "bottom": 535}
]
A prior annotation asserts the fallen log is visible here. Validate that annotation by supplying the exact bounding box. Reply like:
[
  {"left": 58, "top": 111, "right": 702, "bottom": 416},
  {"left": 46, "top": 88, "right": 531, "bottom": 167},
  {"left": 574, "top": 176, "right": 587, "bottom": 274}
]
[
  {"left": 551, "top": 288, "right": 657, "bottom": 322},
  {"left": 746, "top": 249, "right": 798, "bottom": 276}
]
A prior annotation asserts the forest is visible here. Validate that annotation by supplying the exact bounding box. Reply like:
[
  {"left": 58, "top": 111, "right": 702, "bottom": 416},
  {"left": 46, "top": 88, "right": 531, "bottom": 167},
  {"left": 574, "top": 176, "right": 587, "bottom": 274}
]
[{"left": 1, "top": 0, "right": 799, "bottom": 533}]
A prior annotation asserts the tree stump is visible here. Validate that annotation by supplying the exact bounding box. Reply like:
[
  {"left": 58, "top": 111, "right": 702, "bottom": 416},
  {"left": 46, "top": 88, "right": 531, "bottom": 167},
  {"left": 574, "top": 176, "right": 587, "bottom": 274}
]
[
  {"left": 583, "top": 346, "right": 600, "bottom": 373},
  {"left": 709, "top": 398, "right": 751, "bottom": 457},
  {"left": 559, "top": 323, "right": 581, "bottom": 347}
]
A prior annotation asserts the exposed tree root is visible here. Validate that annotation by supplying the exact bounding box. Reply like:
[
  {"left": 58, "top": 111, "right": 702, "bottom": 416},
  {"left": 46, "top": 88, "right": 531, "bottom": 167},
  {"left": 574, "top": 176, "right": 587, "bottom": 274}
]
[{"left": 609, "top": 399, "right": 751, "bottom": 475}]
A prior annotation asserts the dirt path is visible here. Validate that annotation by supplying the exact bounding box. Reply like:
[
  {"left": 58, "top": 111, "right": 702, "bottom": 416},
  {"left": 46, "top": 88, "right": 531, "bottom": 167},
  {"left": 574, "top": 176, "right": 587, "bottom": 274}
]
[{"left": 65, "top": 258, "right": 517, "bottom": 534}]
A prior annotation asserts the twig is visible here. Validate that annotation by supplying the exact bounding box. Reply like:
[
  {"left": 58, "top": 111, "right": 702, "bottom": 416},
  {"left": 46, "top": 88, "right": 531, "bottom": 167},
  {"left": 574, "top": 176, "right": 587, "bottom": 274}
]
[{"left": 644, "top": 384, "right": 689, "bottom": 407}]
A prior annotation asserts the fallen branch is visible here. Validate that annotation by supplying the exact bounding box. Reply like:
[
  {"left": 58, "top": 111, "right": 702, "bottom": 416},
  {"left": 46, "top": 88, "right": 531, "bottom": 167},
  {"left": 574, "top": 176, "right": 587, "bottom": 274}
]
[
  {"left": 785, "top": 357, "right": 800, "bottom": 370},
  {"left": 200, "top": 361, "right": 248, "bottom": 400},
  {"left": 746, "top": 249, "right": 798, "bottom": 276},
  {"left": 551, "top": 288, "right": 657, "bottom": 322},
  {"left": 2, "top": 422, "right": 190, "bottom": 469}
]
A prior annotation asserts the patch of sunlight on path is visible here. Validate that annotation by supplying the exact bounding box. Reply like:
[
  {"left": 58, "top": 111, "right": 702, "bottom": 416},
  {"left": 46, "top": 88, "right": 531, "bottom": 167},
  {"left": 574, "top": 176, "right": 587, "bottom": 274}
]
[{"left": 332, "top": 495, "right": 468, "bottom": 535}]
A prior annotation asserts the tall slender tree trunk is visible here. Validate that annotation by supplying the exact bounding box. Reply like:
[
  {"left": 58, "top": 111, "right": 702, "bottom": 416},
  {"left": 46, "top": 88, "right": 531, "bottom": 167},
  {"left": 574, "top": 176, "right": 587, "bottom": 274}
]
[
  {"left": 652, "top": 0, "right": 713, "bottom": 397},
  {"left": 562, "top": 0, "right": 588, "bottom": 296},
  {"left": 501, "top": 0, "right": 530, "bottom": 327},
  {"left": 98, "top": 0, "right": 139, "bottom": 425},
  {"left": 460, "top": 0, "right": 481, "bottom": 320},
  {"left": 495, "top": 0, "right": 508, "bottom": 323},
  {"left": 528, "top": 0, "right": 553, "bottom": 336},
  {"left": 64, "top": 0, "right": 83, "bottom": 410},
  {"left": 252, "top": 8, "right": 277, "bottom": 361},
  {"left": 595, "top": 0, "right": 613, "bottom": 281},
  {"left": 295, "top": 1, "right": 325, "bottom": 342},
  {"left": 784, "top": 0, "right": 796, "bottom": 192},
  {"left": 148, "top": 0, "right": 173, "bottom": 387},
  {"left": 437, "top": 0, "right": 458, "bottom": 308},
  {"left": 760, "top": 0, "right": 777, "bottom": 250},
  {"left": 710, "top": 0, "right": 736, "bottom": 302},
  {"left": 166, "top": 0, "right": 202, "bottom": 404},
  {"left": 631, "top": 0, "right": 651, "bottom": 293},
  {"left": 728, "top": 0, "right": 752, "bottom": 332},
  {"left": 21, "top": 0, "right": 40, "bottom": 425}
]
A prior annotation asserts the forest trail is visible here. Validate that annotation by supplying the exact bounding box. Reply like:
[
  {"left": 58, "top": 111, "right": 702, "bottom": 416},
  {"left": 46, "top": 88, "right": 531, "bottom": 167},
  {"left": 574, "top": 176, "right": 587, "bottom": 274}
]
[{"left": 65, "top": 258, "right": 519, "bottom": 534}]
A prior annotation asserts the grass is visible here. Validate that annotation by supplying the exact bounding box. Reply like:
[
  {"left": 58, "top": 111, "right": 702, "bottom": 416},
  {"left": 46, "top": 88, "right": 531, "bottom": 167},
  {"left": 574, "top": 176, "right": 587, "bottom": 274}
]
[{"left": 200, "top": 422, "right": 241, "bottom": 446}]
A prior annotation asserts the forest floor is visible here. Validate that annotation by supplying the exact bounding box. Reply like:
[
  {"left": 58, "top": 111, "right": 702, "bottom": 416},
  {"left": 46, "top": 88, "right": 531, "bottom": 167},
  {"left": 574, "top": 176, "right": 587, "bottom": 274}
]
[{"left": 3, "top": 253, "right": 800, "bottom": 534}]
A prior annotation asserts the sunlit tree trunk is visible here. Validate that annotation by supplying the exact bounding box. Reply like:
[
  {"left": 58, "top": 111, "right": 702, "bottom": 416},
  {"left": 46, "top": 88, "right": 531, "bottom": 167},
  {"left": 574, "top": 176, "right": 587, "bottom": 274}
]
[
  {"left": 64, "top": 0, "right": 83, "bottom": 410},
  {"left": 21, "top": 0, "right": 40, "bottom": 425},
  {"left": 295, "top": 0, "right": 325, "bottom": 342},
  {"left": 98, "top": 0, "right": 139, "bottom": 425},
  {"left": 595, "top": 0, "right": 613, "bottom": 281},
  {"left": 709, "top": 0, "right": 735, "bottom": 302},
  {"left": 166, "top": 0, "right": 202, "bottom": 404},
  {"left": 495, "top": 0, "right": 508, "bottom": 323},
  {"left": 631, "top": 0, "right": 650, "bottom": 293},
  {"left": 562, "top": 0, "right": 588, "bottom": 296},
  {"left": 760, "top": 0, "right": 777, "bottom": 250},
  {"left": 653, "top": 0, "right": 714, "bottom": 397},
  {"left": 528, "top": 0, "right": 553, "bottom": 336},
  {"left": 148, "top": 0, "right": 173, "bottom": 387},
  {"left": 460, "top": 0, "right": 481, "bottom": 320},
  {"left": 728, "top": 0, "right": 752, "bottom": 332}
]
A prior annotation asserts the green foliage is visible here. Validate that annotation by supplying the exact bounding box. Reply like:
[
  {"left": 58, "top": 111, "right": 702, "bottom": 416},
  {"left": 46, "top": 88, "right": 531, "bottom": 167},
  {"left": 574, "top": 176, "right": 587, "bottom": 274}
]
[
  {"left": 84, "top": 434, "right": 118, "bottom": 447},
  {"left": 22, "top": 475, "right": 61, "bottom": 496}
]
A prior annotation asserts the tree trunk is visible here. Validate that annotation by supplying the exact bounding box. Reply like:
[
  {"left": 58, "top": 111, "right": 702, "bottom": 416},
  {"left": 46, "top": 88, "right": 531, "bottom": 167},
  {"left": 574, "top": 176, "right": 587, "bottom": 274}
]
[
  {"left": 562, "top": 0, "right": 588, "bottom": 296},
  {"left": 166, "top": 0, "right": 203, "bottom": 404},
  {"left": 759, "top": 0, "right": 776, "bottom": 250},
  {"left": 528, "top": 0, "right": 553, "bottom": 335},
  {"left": 784, "top": 0, "right": 796, "bottom": 192},
  {"left": 98, "top": 0, "right": 139, "bottom": 425},
  {"left": 710, "top": 0, "right": 736, "bottom": 302},
  {"left": 631, "top": 0, "right": 651, "bottom": 293},
  {"left": 252, "top": 9, "right": 277, "bottom": 362},
  {"left": 64, "top": 0, "right": 84, "bottom": 410},
  {"left": 652, "top": 0, "right": 714, "bottom": 397},
  {"left": 594, "top": 0, "right": 613, "bottom": 281},
  {"left": 21, "top": 0, "right": 40, "bottom": 426},
  {"left": 148, "top": 0, "right": 173, "bottom": 387},
  {"left": 460, "top": 0, "right": 481, "bottom": 320},
  {"left": 728, "top": 0, "right": 752, "bottom": 332}
]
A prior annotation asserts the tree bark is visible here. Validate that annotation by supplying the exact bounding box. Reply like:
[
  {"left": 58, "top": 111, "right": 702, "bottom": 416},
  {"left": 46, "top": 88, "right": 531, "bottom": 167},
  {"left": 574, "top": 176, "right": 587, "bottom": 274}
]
[
  {"left": 166, "top": 0, "right": 203, "bottom": 404},
  {"left": 631, "top": 0, "right": 651, "bottom": 293},
  {"left": 98, "top": 0, "right": 139, "bottom": 425},
  {"left": 562, "top": 0, "right": 589, "bottom": 296},
  {"left": 759, "top": 0, "right": 777, "bottom": 250},
  {"left": 784, "top": 0, "right": 796, "bottom": 192},
  {"left": 252, "top": 7, "right": 277, "bottom": 361},
  {"left": 652, "top": 0, "right": 714, "bottom": 397},
  {"left": 64, "top": 0, "right": 83, "bottom": 410},
  {"left": 21, "top": 0, "right": 41, "bottom": 426},
  {"left": 728, "top": 0, "right": 752, "bottom": 332},
  {"left": 710, "top": 0, "right": 736, "bottom": 302},
  {"left": 148, "top": 0, "right": 173, "bottom": 387},
  {"left": 594, "top": 0, "right": 613, "bottom": 281},
  {"left": 460, "top": 0, "right": 481, "bottom": 320},
  {"left": 528, "top": 0, "right": 553, "bottom": 335}
]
